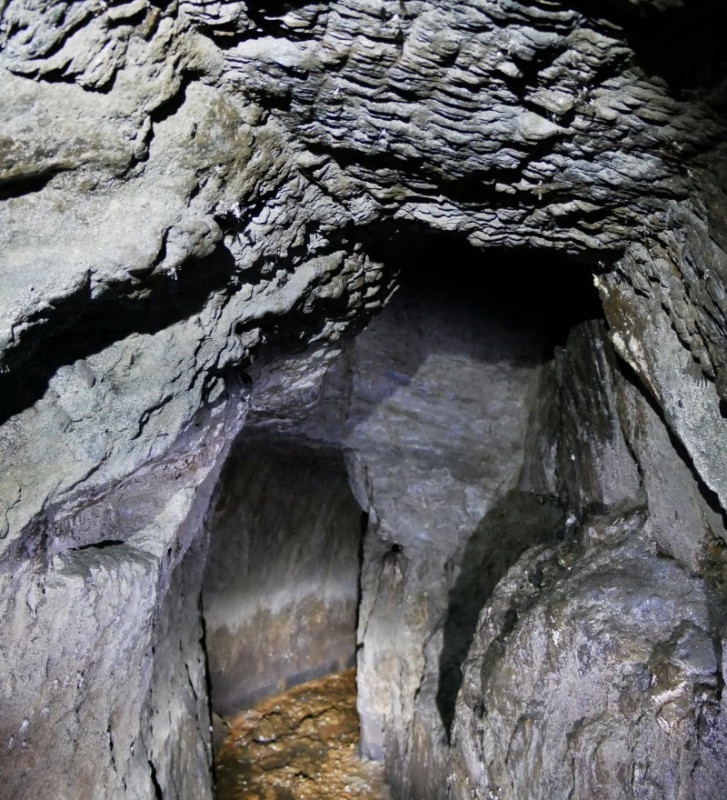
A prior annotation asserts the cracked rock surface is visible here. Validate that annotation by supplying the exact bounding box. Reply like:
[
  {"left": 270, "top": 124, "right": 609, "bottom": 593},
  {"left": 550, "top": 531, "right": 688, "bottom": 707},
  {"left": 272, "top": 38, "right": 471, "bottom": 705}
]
[
  {"left": 450, "top": 322, "right": 727, "bottom": 800},
  {"left": 2, "top": 1, "right": 727, "bottom": 798}
]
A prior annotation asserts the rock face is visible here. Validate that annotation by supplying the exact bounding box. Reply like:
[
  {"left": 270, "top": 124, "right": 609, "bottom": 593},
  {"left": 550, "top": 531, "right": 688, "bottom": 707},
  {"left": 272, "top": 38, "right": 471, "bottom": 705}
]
[
  {"left": 2, "top": 1, "right": 727, "bottom": 798},
  {"left": 450, "top": 322, "right": 727, "bottom": 800},
  {"left": 0, "top": 391, "right": 247, "bottom": 800},
  {"left": 451, "top": 514, "right": 727, "bottom": 800},
  {"left": 202, "top": 435, "right": 363, "bottom": 714},
  {"left": 340, "top": 273, "right": 561, "bottom": 798}
]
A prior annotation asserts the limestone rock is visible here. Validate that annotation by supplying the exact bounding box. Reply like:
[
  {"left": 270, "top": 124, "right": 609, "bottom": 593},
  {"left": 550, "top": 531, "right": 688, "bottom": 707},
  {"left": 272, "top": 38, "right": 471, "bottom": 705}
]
[
  {"left": 450, "top": 513, "right": 727, "bottom": 800},
  {"left": 0, "top": 389, "right": 247, "bottom": 800},
  {"left": 449, "top": 322, "right": 727, "bottom": 800},
  {"left": 2, "top": 0, "right": 727, "bottom": 797}
]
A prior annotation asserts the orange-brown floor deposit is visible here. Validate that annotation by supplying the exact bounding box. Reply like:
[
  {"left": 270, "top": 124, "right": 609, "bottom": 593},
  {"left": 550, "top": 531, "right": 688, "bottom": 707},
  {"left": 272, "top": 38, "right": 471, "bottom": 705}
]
[{"left": 214, "top": 669, "right": 392, "bottom": 800}]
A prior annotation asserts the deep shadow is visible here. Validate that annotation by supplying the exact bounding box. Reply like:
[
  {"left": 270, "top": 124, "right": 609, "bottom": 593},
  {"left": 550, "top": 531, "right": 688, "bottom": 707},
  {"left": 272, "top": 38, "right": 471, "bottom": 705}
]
[
  {"left": 245, "top": 225, "right": 606, "bottom": 441},
  {"left": 436, "top": 489, "right": 565, "bottom": 736},
  {"left": 359, "top": 221, "right": 605, "bottom": 358},
  {"left": 569, "top": 0, "right": 727, "bottom": 94},
  {"left": 0, "top": 169, "right": 62, "bottom": 201}
]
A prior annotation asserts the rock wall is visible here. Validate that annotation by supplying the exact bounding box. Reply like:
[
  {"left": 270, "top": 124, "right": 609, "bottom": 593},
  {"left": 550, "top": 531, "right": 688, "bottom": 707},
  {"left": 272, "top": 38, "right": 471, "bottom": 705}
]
[
  {"left": 0, "top": 390, "right": 246, "bottom": 800},
  {"left": 341, "top": 275, "right": 557, "bottom": 798},
  {"left": 232, "top": 260, "right": 588, "bottom": 797},
  {"left": 202, "top": 435, "right": 363, "bottom": 714},
  {"left": 2, "top": 1, "right": 727, "bottom": 798},
  {"left": 450, "top": 322, "right": 727, "bottom": 800}
]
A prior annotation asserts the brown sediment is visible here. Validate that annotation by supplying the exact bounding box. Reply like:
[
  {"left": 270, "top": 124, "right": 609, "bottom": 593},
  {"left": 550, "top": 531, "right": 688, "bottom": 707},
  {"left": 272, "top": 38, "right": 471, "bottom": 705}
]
[{"left": 214, "top": 669, "right": 391, "bottom": 800}]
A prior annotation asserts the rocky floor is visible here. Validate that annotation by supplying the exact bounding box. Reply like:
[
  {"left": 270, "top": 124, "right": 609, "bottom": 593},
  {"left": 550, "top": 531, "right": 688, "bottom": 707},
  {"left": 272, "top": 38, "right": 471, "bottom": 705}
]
[{"left": 214, "top": 669, "right": 391, "bottom": 800}]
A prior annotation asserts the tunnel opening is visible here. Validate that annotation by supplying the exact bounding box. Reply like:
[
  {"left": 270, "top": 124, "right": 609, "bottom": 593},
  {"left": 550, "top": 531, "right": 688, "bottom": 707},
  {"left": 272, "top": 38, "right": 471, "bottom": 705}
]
[
  {"left": 202, "top": 435, "right": 365, "bottom": 716},
  {"left": 201, "top": 230, "right": 606, "bottom": 799}
]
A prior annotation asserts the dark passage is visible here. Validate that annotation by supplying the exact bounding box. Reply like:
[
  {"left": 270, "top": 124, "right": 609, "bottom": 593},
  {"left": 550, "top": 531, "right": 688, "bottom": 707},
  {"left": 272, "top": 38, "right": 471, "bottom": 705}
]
[
  {"left": 202, "top": 231, "right": 607, "bottom": 797},
  {"left": 202, "top": 435, "right": 364, "bottom": 716}
]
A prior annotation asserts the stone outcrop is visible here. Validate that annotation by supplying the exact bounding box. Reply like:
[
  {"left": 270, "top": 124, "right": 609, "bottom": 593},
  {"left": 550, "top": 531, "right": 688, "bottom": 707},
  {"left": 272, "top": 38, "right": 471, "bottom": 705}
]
[
  {"left": 0, "top": 390, "right": 246, "bottom": 800},
  {"left": 2, "top": 1, "right": 727, "bottom": 798},
  {"left": 450, "top": 321, "right": 727, "bottom": 800},
  {"left": 451, "top": 513, "right": 727, "bottom": 800}
]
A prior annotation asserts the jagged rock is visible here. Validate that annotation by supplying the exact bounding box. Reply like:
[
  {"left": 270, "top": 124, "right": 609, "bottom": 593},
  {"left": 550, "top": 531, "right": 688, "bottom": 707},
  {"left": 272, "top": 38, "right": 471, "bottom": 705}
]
[
  {"left": 0, "top": 389, "right": 247, "bottom": 800},
  {"left": 2, "top": 1, "right": 727, "bottom": 798},
  {"left": 215, "top": 264, "right": 579, "bottom": 797},
  {"left": 449, "top": 323, "right": 727, "bottom": 800},
  {"left": 450, "top": 512, "right": 727, "bottom": 800}
]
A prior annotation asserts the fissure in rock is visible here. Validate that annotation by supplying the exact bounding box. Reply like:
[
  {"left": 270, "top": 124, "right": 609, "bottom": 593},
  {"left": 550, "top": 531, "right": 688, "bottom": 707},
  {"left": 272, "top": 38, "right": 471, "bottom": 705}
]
[{"left": 201, "top": 240, "right": 608, "bottom": 798}]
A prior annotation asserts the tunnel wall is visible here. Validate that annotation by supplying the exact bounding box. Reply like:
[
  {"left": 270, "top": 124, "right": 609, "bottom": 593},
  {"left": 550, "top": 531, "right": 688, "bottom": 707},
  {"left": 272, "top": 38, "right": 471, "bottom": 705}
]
[
  {"left": 243, "top": 268, "right": 571, "bottom": 797},
  {"left": 202, "top": 436, "right": 363, "bottom": 715},
  {"left": 3, "top": 1, "right": 727, "bottom": 797}
]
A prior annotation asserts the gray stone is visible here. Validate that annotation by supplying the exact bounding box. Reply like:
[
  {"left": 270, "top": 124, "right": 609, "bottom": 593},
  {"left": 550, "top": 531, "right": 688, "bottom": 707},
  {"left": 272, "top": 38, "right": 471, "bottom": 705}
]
[
  {"left": 0, "top": 388, "right": 246, "bottom": 800},
  {"left": 450, "top": 514, "right": 727, "bottom": 800},
  {"left": 2, "top": 0, "right": 727, "bottom": 797},
  {"left": 449, "top": 323, "right": 727, "bottom": 800}
]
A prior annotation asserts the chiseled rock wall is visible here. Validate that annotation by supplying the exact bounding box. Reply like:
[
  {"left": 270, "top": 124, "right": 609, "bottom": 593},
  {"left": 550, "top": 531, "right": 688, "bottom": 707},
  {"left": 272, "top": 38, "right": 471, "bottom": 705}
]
[
  {"left": 342, "top": 282, "right": 556, "bottom": 798},
  {"left": 202, "top": 436, "right": 363, "bottom": 715},
  {"left": 450, "top": 323, "right": 727, "bottom": 800},
  {"left": 0, "top": 391, "right": 247, "bottom": 800},
  {"left": 451, "top": 513, "right": 727, "bottom": 800},
  {"left": 2, "top": 1, "right": 727, "bottom": 798}
]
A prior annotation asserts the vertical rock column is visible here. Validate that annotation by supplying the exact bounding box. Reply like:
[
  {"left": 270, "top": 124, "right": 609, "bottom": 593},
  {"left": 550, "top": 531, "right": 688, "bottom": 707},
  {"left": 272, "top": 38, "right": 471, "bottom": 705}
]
[{"left": 344, "top": 286, "right": 549, "bottom": 798}]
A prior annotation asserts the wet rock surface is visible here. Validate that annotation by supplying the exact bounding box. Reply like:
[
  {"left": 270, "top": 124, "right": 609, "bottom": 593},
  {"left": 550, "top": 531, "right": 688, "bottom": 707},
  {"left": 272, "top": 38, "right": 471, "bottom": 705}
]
[
  {"left": 2, "top": 1, "right": 727, "bottom": 798},
  {"left": 236, "top": 258, "right": 580, "bottom": 797},
  {"left": 215, "top": 669, "right": 391, "bottom": 800},
  {"left": 450, "top": 512, "right": 727, "bottom": 800}
]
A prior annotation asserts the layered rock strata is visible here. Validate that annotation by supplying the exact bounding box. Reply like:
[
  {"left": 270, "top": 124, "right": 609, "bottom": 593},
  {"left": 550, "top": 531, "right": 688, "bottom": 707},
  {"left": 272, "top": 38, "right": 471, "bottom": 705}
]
[{"left": 1, "top": 1, "right": 727, "bottom": 798}]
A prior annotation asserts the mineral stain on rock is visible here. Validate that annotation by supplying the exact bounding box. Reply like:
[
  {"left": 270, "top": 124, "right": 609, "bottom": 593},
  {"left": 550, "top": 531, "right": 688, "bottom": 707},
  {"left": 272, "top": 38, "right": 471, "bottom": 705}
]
[{"left": 214, "top": 669, "right": 391, "bottom": 800}]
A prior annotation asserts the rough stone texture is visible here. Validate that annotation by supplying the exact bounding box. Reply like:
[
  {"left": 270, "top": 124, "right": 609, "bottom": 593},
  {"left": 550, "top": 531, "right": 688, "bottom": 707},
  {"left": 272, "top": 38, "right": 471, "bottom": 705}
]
[
  {"left": 450, "top": 513, "right": 727, "bottom": 800},
  {"left": 615, "top": 361, "right": 727, "bottom": 575},
  {"left": 3, "top": 1, "right": 727, "bottom": 542},
  {"left": 202, "top": 435, "right": 363, "bottom": 714},
  {"left": 555, "top": 320, "right": 643, "bottom": 519},
  {"left": 2, "top": 0, "right": 727, "bottom": 797},
  {"left": 236, "top": 270, "right": 573, "bottom": 797},
  {"left": 140, "top": 526, "right": 214, "bottom": 800},
  {"left": 450, "top": 323, "right": 727, "bottom": 800},
  {"left": 0, "top": 389, "right": 246, "bottom": 800},
  {"left": 342, "top": 282, "right": 556, "bottom": 798}
]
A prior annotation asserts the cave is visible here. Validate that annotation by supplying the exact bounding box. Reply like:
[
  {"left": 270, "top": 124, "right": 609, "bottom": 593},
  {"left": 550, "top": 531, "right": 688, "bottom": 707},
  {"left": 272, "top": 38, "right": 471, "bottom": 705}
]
[
  {"left": 3, "top": 2, "right": 727, "bottom": 799},
  {"left": 201, "top": 235, "right": 631, "bottom": 798}
]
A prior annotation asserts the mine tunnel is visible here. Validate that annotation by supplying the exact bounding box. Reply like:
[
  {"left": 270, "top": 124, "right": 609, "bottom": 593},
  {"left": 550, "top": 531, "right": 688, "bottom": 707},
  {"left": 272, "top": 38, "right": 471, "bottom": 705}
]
[
  {"left": 200, "top": 232, "right": 607, "bottom": 798},
  {"left": 5, "top": 2, "right": 727, "bottom": 798}
]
